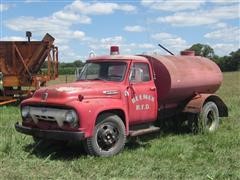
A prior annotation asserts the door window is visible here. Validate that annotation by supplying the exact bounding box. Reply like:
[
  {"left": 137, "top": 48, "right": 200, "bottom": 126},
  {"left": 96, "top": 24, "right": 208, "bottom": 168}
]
[{"left": 130, "top": 62, "right": 151, "bottom": 82}]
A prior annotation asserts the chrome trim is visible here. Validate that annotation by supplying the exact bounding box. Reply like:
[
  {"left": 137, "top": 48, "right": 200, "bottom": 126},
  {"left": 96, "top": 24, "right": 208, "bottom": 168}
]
[
  {"left": 29, "top": 107, "right": 69, "bottom": 127},
  {"left": 102, "top": 90, "right": 119, "bottom": 95}
]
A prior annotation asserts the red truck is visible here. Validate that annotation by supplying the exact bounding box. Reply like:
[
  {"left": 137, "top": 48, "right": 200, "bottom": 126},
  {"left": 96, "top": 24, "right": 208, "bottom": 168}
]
[{"left": 15, "top": 46, "right": 228, "bottom": 156}]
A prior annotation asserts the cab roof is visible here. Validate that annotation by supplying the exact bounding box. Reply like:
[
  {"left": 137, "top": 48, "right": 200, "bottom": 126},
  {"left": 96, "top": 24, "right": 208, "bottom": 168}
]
[{"left": 87, "top": 55, "right": 149, "bottom": 62}]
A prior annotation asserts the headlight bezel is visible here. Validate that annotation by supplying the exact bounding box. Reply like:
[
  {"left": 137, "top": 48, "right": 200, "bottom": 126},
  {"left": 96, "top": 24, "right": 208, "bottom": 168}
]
[
  {"left": 65, "top": 110, "right": 78, "bottom": 127},
  {"left": 21, "top": 106, "right": 30, "bottom": 118}
]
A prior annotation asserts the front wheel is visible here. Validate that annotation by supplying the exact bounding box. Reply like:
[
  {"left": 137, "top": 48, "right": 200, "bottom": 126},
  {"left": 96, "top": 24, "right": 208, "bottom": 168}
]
[
  {"left": 84, "top": 113, "right": 126, "bottom": 157},
  {"left": 198, "top": 101, "right": 219, "bottom": 133}
]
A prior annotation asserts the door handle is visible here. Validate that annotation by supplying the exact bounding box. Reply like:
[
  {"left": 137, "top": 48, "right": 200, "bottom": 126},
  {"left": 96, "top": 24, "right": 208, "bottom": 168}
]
[
  {"left": 127, "top": 84, "right": 135, "bottom": 96},
  {"left": 150, "top": 87, "right": 156, "bottom": 91}
]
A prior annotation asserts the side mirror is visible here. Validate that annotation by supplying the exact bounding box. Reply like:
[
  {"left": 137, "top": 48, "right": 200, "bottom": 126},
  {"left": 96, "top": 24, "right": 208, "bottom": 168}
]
[{"left": 129, "top": 67, "right": 143, "bottom": 82}]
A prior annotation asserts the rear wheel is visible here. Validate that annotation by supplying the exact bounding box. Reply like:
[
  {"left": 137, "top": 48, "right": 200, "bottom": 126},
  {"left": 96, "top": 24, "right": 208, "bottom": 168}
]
[
  {"left": 199, "top": 101, "right": 219, "bottom": 133},
  {"left": 84, "top": 113, "right": 126, "bottom": 157},
  {"left": 33, "top": 136, "right": 41, "bottom": 142}
]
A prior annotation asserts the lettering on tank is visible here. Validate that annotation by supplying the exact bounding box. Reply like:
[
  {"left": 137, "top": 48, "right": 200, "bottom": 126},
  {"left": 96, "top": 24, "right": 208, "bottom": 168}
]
[{"left": 131, "top": 94, "right": 154, "bottom": 111}]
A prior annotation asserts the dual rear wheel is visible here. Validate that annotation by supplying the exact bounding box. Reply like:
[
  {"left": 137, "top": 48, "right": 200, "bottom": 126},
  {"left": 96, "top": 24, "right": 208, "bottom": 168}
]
[
  {"left": 199, "top": 101, "right": 219, "bottom": 132},
  {"left": 188, "top": 101, "right": 220, "bottom": 133}
]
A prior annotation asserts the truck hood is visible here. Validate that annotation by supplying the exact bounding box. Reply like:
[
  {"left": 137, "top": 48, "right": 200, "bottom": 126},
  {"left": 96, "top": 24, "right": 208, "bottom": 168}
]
[{"left": 32, "top": 81, "right": 122, "bottom": 103}]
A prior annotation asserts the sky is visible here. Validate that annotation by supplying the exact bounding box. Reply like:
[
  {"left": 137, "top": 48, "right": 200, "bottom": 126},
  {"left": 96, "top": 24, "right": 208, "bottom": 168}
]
[{"left": 0, "top": 0, "right": 239, "bottom": 62}]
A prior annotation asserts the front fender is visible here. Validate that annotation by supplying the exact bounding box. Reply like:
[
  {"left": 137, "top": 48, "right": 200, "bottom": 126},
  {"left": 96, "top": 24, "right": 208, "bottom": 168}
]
[{"left": 67, "top": 98, "right": 128, "bottom": 138}]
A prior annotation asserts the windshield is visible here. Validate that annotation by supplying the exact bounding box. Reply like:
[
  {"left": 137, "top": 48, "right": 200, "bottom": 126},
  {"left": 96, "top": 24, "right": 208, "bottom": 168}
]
[{"left": 78, "top": 61, "right": 127, "bottom": 82}]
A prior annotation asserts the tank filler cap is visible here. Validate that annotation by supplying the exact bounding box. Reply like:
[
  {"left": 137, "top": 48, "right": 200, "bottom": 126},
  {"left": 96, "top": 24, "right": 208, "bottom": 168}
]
[
  {"left": 180, "top": 50, "right": 195, "bottom": 56},
  {"left": 110, "top": 46, "right": 119, "bottom": 55}
]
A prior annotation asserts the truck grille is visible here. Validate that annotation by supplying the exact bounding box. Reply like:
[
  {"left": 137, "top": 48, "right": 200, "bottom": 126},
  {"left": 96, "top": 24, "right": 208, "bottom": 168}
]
[
  {"left": 29, "top": 107, "right": 69, "bottom": 127},
  {"left": 34, "top": 115, "right": 56, "bottom": 121}
]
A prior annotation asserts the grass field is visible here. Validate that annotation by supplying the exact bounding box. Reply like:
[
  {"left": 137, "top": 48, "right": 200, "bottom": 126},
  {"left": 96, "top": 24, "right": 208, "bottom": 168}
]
[{"left": 0, "top": 72, "right": 239, "bottom": 179}]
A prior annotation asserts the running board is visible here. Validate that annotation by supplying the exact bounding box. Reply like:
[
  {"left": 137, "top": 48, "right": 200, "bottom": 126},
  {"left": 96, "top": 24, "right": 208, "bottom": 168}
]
[{"left": 129, "top": 126, "right": 160, "bottom": 137}]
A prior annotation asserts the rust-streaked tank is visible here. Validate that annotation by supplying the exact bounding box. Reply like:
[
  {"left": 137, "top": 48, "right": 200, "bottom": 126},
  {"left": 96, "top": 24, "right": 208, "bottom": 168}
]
[{"left": 143, "top": 54, "right": 222, "bottom": 104}]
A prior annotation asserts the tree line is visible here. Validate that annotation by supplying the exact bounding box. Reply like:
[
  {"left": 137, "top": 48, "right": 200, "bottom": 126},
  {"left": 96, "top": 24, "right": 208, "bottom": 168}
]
[
  {"left": 188, "top": 44, "right": 239, "bottom": 72},
  {"left": 42, "top": 44, "right": 239, "bottom": 75},
  {"left": 41, "top": 60, "right": 84, "bottom": 75}
]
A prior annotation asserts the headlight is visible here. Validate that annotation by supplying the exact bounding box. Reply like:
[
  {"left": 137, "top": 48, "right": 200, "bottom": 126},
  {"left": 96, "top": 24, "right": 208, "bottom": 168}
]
[
  {"left": 65, "top": 110, "right": 78, "bottom": 127},
  {"left": 21, "top": 106, "right": 30, "bottom": 118}
]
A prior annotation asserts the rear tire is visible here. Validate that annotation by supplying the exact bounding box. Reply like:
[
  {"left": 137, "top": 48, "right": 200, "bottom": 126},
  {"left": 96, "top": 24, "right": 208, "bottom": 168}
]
[
  {"left": 84, "top": 113, "right": 126, "bottom": 157},
  {"left": 33, "top": 136, "right": 43, "bottom": 143},
  {"left": 198, "top": 101, "right": 219, "bottom": 133}
]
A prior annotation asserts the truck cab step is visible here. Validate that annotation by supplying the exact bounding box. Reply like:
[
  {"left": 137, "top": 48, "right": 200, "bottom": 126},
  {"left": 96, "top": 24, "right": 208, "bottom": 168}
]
[{"left": 129, "top": 126, "right": 160, "bottom": 137}]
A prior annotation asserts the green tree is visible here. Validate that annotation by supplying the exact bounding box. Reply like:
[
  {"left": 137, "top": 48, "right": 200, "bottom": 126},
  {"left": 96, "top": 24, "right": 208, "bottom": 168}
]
[
  {"left": 212, "top": 49, "right": 239, "bottom": 71},
  {"left": 186, "top": 44, "right": 239, "bottom": 72},
  {"left": 73, "top": 60, "right": 84, "bottom": 67},
  {"left": 226, "top": 49, "right": 240, "bottom": 71},
  {"left": 189, "top": 43, "right": 214, "bottom": 58}
]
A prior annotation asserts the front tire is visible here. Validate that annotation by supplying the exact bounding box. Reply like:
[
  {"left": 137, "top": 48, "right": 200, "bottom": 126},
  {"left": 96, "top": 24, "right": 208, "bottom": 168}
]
[
  {"left": 199, "top": 101, "right": 219, "bottom": 133},
  {"left": 84, "top": 113, "right": 126, "bottom": 157}
]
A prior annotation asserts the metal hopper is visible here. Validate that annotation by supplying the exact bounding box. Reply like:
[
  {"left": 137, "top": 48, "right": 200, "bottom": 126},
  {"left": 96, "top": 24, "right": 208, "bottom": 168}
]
[{"left": 0, "top": 32, "right": 58, "bottom": 105}]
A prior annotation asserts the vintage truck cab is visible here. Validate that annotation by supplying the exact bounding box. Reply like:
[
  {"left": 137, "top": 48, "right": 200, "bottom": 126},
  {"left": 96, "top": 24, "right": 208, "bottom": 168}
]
[{"left": 15, "top": 46, "right": 227, "bottom": 156}]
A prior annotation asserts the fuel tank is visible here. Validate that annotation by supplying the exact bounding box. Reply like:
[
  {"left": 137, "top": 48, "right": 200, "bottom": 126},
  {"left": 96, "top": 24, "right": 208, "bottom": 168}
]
[{"left": 142, "top": 54, "right": 222, "bottom": 104}]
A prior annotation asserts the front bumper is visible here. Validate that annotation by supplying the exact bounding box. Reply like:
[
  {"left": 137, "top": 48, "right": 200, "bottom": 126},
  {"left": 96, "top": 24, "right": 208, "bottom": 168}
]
[{"left": 15, "top": 122, "right": 85, "bottom": 141}]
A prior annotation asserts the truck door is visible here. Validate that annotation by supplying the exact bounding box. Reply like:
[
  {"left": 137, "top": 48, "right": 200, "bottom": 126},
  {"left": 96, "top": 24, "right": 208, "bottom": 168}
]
[{"left": 127, "top": 62, "right": 157, "bottom": 124}]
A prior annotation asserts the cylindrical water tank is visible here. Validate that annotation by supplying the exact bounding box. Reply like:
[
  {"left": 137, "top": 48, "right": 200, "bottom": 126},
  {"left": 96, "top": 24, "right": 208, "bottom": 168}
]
[{"left": 142, "top": 55, "right": 222, "bottom": 104}]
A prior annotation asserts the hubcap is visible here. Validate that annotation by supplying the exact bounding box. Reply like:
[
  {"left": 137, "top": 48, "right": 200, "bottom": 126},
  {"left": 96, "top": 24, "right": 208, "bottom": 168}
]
[
  {"left": 206, "top": 110, "right": 215, "bottom": 129},
  {"left": 96, "top": 123, "right": 119, "bottom": 151}
]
